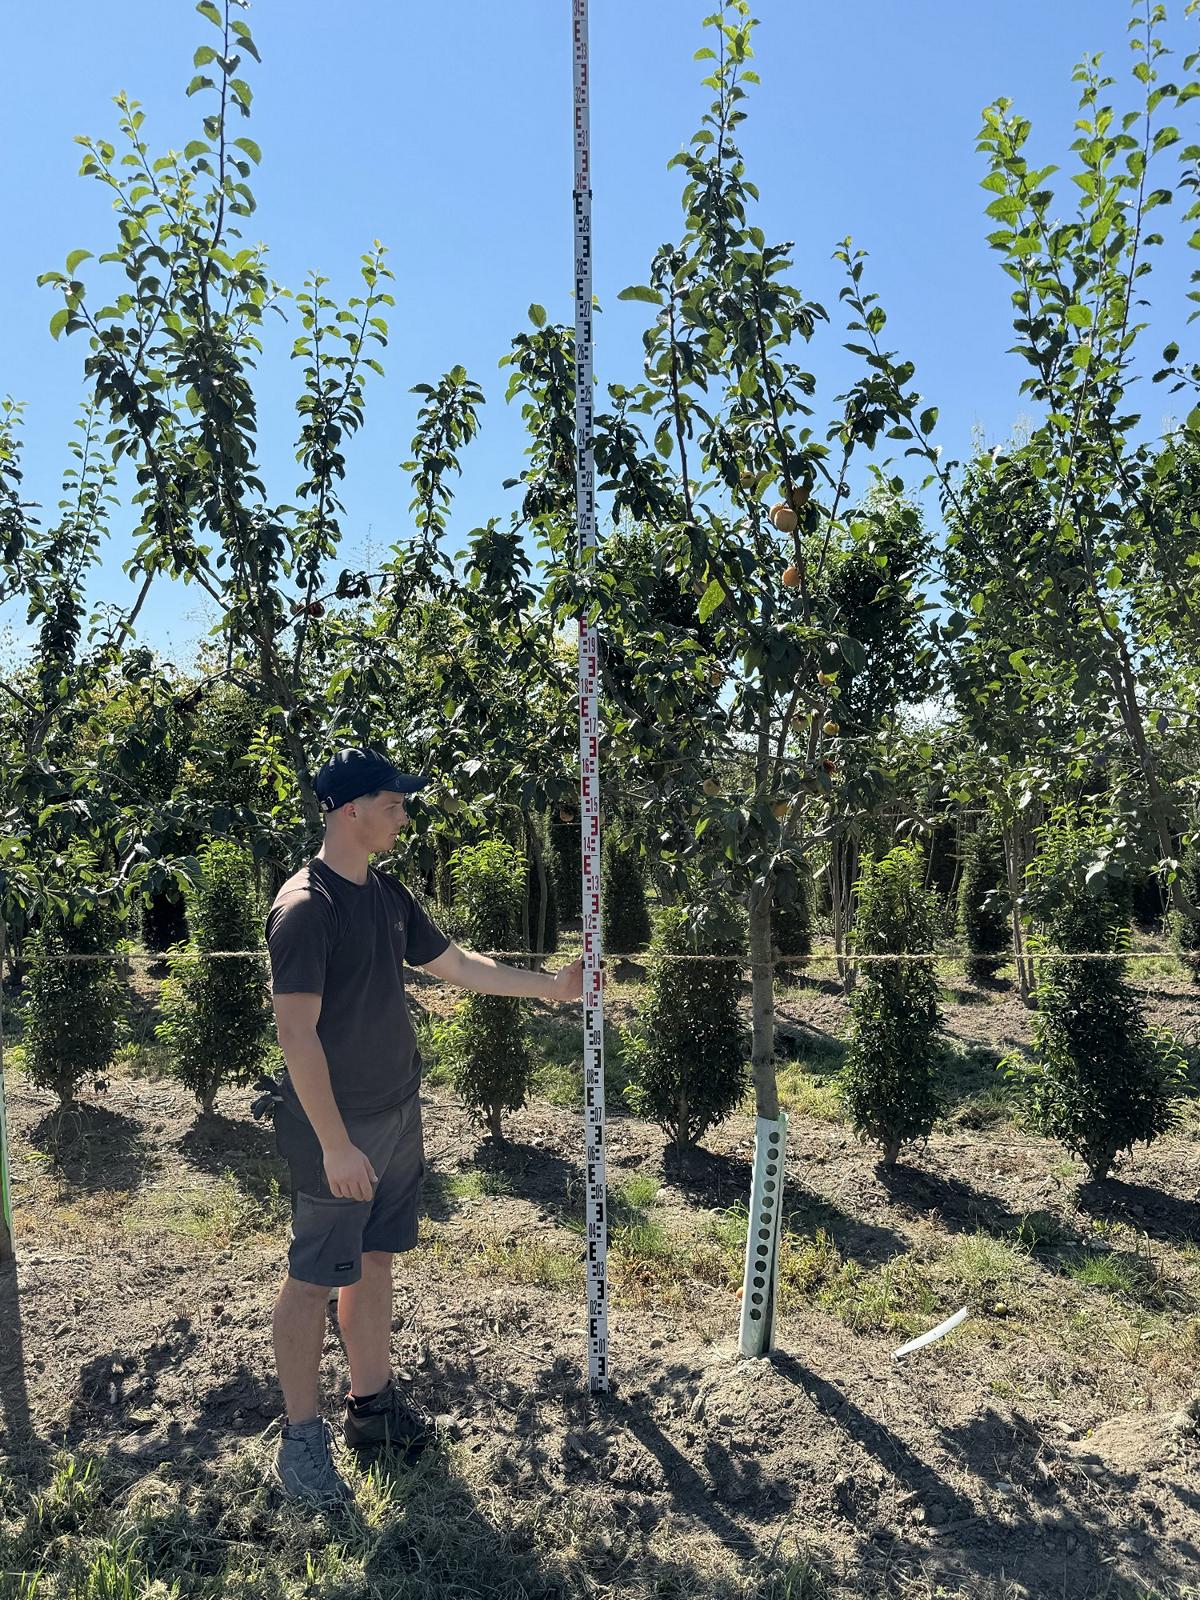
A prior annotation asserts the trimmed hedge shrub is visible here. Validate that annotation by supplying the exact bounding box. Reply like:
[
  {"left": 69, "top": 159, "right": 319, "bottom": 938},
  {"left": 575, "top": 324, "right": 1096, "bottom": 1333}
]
[
  {"left": 23, "top": 846, "right": 127, "bottom": 1108},
  {"left": 1004, "top": 824, "right": 1185, "bottom": 1181},
  {"left": 624, "top": 898, "right": 747, "bottom": 1147},
  {"left": 770, "top": 869, "right": 812, "bottom": 985},
  {"left": 839, "top": 846, "right": 943, "bottom": 1167},
  {"left": 957, "top": 827, "right": 1010, "bottom": 982},
  {"left": 548, "top": 815, "right": 582, "bottom": 922},
  {"left": 140, "top": 888, "right": 188, "bottom": 959},
  {"left": 602, "top": 827, "right": 651, "bottom": 956},
  {"left": 433, "top": 840, "right": 532, "bottom": 1139},
  {"left": 156, "top": 839, "right": 271, "bottom": 1114}
]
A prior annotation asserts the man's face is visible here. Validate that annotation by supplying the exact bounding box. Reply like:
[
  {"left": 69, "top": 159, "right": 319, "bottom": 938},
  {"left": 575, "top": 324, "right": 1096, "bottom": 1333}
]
[{"left": 349, "top": 789, "right": 409, "bottom": 850}]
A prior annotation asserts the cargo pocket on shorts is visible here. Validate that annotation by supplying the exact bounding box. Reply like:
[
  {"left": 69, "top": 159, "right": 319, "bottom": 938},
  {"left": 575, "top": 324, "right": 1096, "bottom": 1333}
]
[{"left": 289, "top": 1190, "right": 369, "bottom": 1284}]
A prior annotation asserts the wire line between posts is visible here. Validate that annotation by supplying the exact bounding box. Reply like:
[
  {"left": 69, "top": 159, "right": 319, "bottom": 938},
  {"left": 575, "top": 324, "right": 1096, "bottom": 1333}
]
[{"left": 6, "top": 948, "right": 1188, "bottom": 966}]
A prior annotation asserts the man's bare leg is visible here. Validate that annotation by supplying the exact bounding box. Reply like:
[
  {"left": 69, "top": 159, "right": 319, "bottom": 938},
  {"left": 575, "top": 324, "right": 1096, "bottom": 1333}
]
[
  {"left": 272, "top": 1274, "right": 332, "bottom": 1425},
  {"left": 337, "top": 1251, "right": 394, "bottom": 1399}
]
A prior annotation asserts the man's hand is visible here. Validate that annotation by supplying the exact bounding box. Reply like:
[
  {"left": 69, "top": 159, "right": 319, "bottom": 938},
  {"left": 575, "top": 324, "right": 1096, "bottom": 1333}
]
[
  {"left": 322, "top": 1142, "right": 378, "bottom": 1202},
  {"left": 549, "top": 956, "right": 587, "bottom": 1002}
]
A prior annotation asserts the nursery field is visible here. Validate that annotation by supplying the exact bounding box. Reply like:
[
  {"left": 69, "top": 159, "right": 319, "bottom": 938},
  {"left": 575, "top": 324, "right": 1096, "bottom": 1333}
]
[{"left": 1, "top": 949, "right": 1198, "bottom": 1600}]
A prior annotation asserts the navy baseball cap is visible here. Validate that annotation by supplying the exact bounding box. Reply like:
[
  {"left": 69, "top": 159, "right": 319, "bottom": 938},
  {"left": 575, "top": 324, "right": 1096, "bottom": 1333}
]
[{"left": 313, "top": 747, "right": 430, "bottom": 813}]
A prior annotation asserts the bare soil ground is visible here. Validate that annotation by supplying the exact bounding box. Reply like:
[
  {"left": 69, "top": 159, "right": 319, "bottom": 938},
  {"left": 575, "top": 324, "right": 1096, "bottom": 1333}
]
[{"left": 1, "top": 958, "right": 1199, "bottom": 1598}]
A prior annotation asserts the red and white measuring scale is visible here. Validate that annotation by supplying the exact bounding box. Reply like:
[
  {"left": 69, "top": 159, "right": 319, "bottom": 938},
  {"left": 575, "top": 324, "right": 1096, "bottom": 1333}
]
[{"left": 572, "top": 0, "right": 609, "bottom": 1394}]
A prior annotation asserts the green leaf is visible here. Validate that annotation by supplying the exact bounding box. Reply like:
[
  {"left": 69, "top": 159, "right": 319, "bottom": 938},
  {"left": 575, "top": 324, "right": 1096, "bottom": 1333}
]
[
  {"left": 1065, "top": 303, "right": 1092, "bottom": 328},
  {"left": 698, "top": 579, "right": 725, "bottom": 623},
  {"left": 65, "top": 248, "right": 92, "bottom": 275},
  {"left": 49, "top": 308, "right": 69, "bottom": 339},
  {"left": 233, "top": 136, "right": 262, "bottom": 163},
  {"left": 618, "top": 285, "right": 664, "bottom": 306},
  {"left": 196, "top": 0, "right": 222, "bottom": 26},
  {"left": 528, "top": 303, "right": 547, "bottom": 329}
]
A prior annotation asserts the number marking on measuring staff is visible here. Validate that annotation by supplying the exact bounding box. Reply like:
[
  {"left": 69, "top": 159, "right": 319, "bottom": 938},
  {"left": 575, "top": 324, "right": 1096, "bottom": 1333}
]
[{"left": 573, "top": 0, "right": 608, "bottom": 1394}]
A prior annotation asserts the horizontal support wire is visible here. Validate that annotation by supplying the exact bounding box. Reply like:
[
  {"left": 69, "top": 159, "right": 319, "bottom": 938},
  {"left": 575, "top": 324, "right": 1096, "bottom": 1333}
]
[{"left": 5, "top": 948, "right": 1187, "bottom": 966}]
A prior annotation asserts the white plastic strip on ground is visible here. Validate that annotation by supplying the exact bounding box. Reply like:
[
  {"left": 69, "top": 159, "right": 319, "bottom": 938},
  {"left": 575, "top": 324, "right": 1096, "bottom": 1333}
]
[
  {"left": 572, "top": 0, "right": 609, "bottom": 1394},
  {"left": 893, "top": 1307, "right": 970, "bottom": 1360}
]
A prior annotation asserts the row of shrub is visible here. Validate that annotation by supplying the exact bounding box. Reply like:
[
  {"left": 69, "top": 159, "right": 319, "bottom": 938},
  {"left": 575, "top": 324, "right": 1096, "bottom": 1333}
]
[
  {"left": 10, "top": 822, "right": 1192, "bottom": 1188},
  {"left": 434, "top": 831, "right": 1190, "bottom": 1185}
]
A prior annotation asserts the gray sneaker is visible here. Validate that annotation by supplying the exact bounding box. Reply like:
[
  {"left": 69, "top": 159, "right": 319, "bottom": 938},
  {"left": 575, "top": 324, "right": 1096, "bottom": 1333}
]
[{"left": 272, "top": 1416, "right": 353, "bottom": 1507}]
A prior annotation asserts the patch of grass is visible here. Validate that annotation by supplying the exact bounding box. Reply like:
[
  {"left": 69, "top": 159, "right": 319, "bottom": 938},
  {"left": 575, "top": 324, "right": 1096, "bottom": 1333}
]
[
  {"left": 443, "top": 1169, "right": 513, "bottom": 1200},
  {"left": 816, "top": 1253, "right": 942, "bottom": 1337},
  {"left": 527, "top": 1017, "right": 636, "bottom": 1111},
  {"left": 777, "top": 1064, "right": 845, "bottom": 1124},
  {"left": 779, "top": 1227, "right": 843, "bottom": 1301},
  {"left": 123, "top": 1171, "right": 285, "bottom": 1247},
  {"left": 111, "top": 1037, "right": 174, "bottom": 1081},
  {"left": 1064, "top": 1246, "right": 1191, "bottom": 1312},
  {"left": 939, "top": 1043, "right": 1017, "bottom": 1130},
  {"left": 935, "top": 1231, "right": 1031, "bottom": 1308},
  {"left": 1012, "top": 1209, "right": 1070, "bottom": 1249},
  {"left": 612, "top": 1173, "right": 660, "bottom": 1212},
  {"left": 419, "top": 1226, "right": 584, "bottom": 1292}
]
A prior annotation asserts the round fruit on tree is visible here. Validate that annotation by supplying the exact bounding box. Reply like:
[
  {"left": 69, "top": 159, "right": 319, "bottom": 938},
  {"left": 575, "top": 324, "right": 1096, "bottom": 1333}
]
[
  {"left": 782, "top": 564, "right": 801, "bottom": 588},
  {"left": 788, "top": 481, "right": 812, "bottom": 511},
  {"left": 769, "top": 503, "right": 798, "bottom": 534},
  {"left": 823, "top": 720, "right": 840, "bottom": 736}
]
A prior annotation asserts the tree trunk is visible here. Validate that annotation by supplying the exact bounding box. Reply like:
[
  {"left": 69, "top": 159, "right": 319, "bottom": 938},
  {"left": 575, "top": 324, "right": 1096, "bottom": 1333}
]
[
  {"left": 1000, "top": 817, "right": 1033, "bottom": 1005},
  {"left": 0, "top": 915, "right": 12, "bottom": 1262},
  {"left": 487, "top": 1102, "right": 504, "bottom": 1142},
  {"left": 748, "top": 881, "right": 779, "bottom": 1121},
  {"left": 1104, "top": 635, "right": 1198, "bottom": 919},
  {"left": 830, "top": 833, "right": 860, "bottom": 995},
  {"left": 527, "top": 812, "right": 549, "bottom": 972}
]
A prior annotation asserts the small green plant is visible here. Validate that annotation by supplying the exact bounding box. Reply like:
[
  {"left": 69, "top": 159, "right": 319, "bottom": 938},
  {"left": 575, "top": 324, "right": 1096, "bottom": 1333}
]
[
  {"left": 838, "top": 846, "right": 943, "bottom": 1166},
  {"left": 601, "top": 827, "right": 652, "bottom": 956},
  {"left": 623, "top": 899, "right": 747, "bottom": 1146},
  {"left": 957, "top": 825, "right": 1010, "bottom": 982},
  {"left": 155, "top": 839, "right": 271, "bottom": 1115},
  {"left": 433, "top": 840, "right": 532, "bottom": 1140},
  {"left": 1003, "top": 818, "right": 1187, "bottom": 1182},
  {"left": 23, "top": 845, "right": 127, "bottom": 1109}
]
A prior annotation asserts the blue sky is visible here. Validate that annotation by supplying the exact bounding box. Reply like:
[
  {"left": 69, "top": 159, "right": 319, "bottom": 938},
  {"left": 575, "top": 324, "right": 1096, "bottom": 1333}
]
[{"left": 2, "top": 0, "right": 1195, "bottom": 668}]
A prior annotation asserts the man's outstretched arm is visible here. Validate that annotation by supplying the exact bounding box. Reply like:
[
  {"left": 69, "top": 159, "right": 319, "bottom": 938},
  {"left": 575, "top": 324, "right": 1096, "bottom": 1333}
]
[{"left": 419, "top": 942, "right": 585, "bottom": 1002}]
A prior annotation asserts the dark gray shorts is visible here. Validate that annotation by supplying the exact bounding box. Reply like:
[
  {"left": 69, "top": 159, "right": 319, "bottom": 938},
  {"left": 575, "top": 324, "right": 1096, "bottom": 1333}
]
[{"left": 272, "top": 1090, "right": 425, "bottom": 1286}]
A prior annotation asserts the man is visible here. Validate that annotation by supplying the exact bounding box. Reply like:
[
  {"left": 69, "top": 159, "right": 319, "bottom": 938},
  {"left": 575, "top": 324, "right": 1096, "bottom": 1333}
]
[{"left": 264, "top": 746, "right": 584, "bottom": 1506}]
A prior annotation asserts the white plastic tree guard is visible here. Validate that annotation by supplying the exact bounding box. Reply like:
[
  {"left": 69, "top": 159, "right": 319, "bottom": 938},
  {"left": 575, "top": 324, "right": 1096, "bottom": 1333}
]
[{"left": 738, "top": 1113, "right": 789, "bottom": 1356}]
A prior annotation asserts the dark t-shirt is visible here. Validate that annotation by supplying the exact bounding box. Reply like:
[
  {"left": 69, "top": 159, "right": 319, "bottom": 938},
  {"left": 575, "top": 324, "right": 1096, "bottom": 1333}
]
[{"left": 265, "top": 857, "right": 451, "bottom": 1115}]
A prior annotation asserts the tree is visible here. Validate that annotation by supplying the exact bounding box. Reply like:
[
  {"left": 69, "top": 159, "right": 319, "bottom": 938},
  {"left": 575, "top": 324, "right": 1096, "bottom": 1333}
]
[
  {"left": 22, "top": 844, "right": 127, "bottom": 1109},
  {"left": 624, "top": 900, "right": 748, "bottom": 1147},
  {"left": 36, "top": 1, "right": 396, "bottom": 837},
  {"left": 876, "top": 3, "right": 1200, "bottom": 920},
  {"left": 957, "top": 824, "right": 1011, "bottom": 982},
  {"left": 155, "top": 838, "right": 271, "bottom": 1114},
  {"left": 839, "top": 846, "right": 943, "bottom": 1167},
  {"left": 1005, "top": 815, "right": 1187, "bottom": 1181},
  {"left": 433, "top": 842, "right": 532, "bottom": 1141},
  {"left": 602, "top": 826, "right": 652, "bottom": 956}
]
